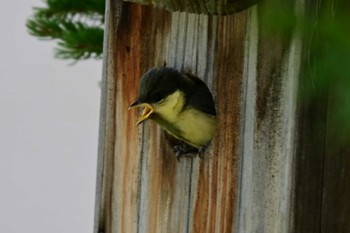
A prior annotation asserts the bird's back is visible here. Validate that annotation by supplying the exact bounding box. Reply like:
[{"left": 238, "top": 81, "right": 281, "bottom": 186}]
[{"left": 183, "top": 73, "right": 216, "bottom": 116}]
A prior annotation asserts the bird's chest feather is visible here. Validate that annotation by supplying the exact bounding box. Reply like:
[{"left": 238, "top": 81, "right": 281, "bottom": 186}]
[
  {"left": 152, "top": 91, "right": 216, "bottom": 147},
  {"left": 153, "top": 90, "right": 186, "bottom": 123},
  {"left": 175, "top": 108, "right": 216, "bottom": 147}
]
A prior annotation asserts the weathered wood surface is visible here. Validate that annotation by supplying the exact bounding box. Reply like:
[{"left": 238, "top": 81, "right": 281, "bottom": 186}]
[
  {"left": 94, "top": 0, "right": 350, "bottom": 233},
  {"left": 95, "top": 3, "right": 247, "bottom": 232},
  {"left": 94, "top": 0, "right": 121, "bottom": 231},
  {"left": 237, "top": 3, "right": 302, "bottom": 232}
]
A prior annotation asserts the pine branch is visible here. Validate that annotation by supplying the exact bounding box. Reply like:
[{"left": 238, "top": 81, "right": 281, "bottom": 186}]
[
  {"left": 37, "top": 0, "right": 105, "bottom": 19},
  {"left": 27, "top": 16, "right": 64, "bottom": 39},
  {"left": 55, "top": 22, "right": 104, "bottom": 60},
  {"left": 26, "top": 0, "right": 105, "bottom": 61}
]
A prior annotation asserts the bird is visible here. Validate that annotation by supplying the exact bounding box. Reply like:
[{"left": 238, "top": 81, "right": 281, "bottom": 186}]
[{"left": 129, "top": 66, "right": 217, "bottom": 159}]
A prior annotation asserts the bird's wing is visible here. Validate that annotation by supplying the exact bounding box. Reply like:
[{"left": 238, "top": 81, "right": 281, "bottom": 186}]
[{"left": 184, "top": 73, "right": 216, "bottom": 116}]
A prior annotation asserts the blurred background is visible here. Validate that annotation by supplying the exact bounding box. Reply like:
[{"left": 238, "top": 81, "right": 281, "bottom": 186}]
[{"left": 0, "top": 1, "right": 102, "bottom": 232}]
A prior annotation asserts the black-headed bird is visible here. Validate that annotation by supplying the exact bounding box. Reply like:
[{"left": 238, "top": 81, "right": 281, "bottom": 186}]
[{"left": 129, "top": 66, "right": 217, "bottom": 159}]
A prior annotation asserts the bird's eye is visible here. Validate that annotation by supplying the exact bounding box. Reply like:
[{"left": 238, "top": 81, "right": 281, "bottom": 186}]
[{"left": 153, "top": 93, "right": 164, "bottom": 103}]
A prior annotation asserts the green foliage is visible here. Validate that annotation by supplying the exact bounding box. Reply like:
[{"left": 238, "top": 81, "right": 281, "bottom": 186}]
[
  {"left": 304, "top": 2, "right": 350, "bottom": 142},
  {"left": 39, "top": 0, "right": 105, "bottom": 17},
  {"left": 26, "top": 0, "right": 105, "bottom": 61}
]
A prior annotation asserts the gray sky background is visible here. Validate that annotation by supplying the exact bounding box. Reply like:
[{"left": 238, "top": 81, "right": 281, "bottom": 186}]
[{"left": 1, "top": 1, "right": 101, "bottom": 232}]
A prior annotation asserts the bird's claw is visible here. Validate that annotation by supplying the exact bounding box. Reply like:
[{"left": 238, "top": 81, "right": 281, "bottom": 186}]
[
  {"left": 198, "top": 144, "right": 209, "bottom": 159},
  {"left": 174, "top": 145, "right": 184, "bottom": 162},
  {"left": 173, "top": 144, "right": 192, "bottom": 162},
  {"left": 173, "top": 142, "right": 209, "bottom": 162}
]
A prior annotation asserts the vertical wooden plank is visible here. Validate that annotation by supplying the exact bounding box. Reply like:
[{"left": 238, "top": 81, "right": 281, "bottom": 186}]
[
  {"left": 237, "top": 2, "right": 302, "bottom": 233},
  {"left": 94, "top": 1, "right": 121, "bottom": 232},
  {"left": 111, "top": 4, "right": 143, "bottom": 233}
]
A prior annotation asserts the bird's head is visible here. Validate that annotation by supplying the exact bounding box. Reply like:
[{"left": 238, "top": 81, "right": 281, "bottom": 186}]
[{"left": 129, "top": 67, "right": 190, "bottom": 125}]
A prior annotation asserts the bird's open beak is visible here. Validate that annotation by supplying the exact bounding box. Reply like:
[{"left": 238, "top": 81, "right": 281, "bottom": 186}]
[{"left": 128, "top": 100, "right": 154, "bottom": 126}]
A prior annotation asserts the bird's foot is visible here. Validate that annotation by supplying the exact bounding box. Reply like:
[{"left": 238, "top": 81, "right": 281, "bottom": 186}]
[
  {"left": 198, "top": 143, "right": 209, "bottom": 159},
  {"left": 173, "top": 143, "right": 198, "bottom": 162}
]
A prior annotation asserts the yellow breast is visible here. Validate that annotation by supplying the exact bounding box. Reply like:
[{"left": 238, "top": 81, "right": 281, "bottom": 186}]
[
  {"left": 152, "top": 90, "right": 217, "bottom": 148},
  {"left": 175, "top": 108, "right": 217, "bottom": 147}
]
